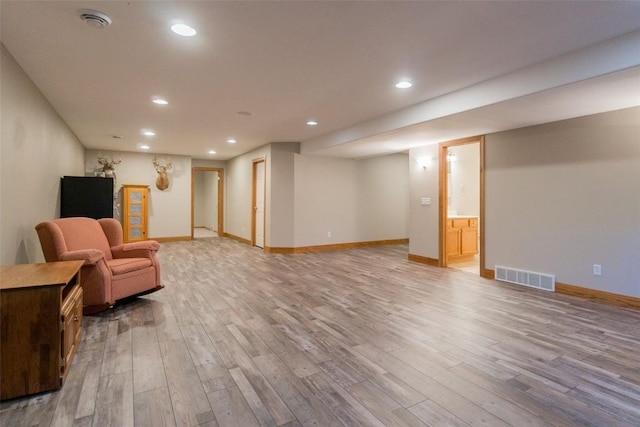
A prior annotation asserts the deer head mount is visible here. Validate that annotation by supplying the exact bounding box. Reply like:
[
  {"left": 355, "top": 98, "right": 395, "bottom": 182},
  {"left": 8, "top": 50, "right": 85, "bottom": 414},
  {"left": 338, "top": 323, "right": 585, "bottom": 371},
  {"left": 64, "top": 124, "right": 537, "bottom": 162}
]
[
  {"left": 97, "top": 153, "right": 122, "bottom": 173},
  {"left": 153, "top": 156, "right": 173, "bottom": 191},
  {"left": 96, "top": 153, "right": 121, "bottom": 186}
]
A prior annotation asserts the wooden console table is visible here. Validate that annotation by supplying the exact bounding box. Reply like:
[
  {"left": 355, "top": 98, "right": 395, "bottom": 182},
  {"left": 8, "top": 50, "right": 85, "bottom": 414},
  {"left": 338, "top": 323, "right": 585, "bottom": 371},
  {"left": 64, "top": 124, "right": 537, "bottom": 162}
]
[{"left": 0, "top": 260, "right": 83, "bottom": 400}]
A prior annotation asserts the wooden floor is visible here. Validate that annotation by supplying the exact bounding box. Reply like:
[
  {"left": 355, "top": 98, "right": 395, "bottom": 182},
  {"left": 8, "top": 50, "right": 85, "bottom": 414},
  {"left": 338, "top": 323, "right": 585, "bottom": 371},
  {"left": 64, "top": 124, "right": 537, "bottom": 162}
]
[
  {"left": 194, "top": 228, "right": 218, "bottom": 239},
  {"left": 2, "top": 239, "right": 640, "bottom": 427},
  {"left": 448, "top": 255, "right": 479, "bottom": 275}
]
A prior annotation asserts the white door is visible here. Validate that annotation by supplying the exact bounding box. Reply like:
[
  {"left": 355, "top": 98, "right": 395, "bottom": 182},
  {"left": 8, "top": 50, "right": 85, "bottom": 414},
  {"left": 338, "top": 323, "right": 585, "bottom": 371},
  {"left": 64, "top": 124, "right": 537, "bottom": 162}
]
[
  {"left": 253, "top": 160, "right": 265, "bottom": 248},
  {"left": 211, "top": 171, "right": 219, "bottom": 232}
]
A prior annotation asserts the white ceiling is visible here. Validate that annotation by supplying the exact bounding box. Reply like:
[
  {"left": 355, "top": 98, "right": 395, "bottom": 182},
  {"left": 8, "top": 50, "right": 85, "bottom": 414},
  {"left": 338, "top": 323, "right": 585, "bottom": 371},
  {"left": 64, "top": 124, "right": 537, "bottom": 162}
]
[{"left": 2, "top": 1, "right": 640, "bottom": 160}]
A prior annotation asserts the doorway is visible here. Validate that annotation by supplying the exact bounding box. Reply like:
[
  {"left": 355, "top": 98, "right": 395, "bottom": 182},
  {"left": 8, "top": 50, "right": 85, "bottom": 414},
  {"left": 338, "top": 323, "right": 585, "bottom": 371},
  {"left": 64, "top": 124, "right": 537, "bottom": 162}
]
[
  {"left": 191, "top": 167, "right": 224, "bottom": 239},
  {"left": 252, "top": 158, "right": 265, "bottom": 248},
  {"left": 439, "top": 136, "right": 486, "bottom": 276}
]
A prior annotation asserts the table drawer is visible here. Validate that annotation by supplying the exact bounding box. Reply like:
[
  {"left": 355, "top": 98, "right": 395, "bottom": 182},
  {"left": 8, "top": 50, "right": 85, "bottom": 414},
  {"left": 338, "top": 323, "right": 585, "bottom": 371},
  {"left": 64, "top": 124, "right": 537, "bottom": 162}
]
[{"left": 61, "top": 284, "right": 83, "bottom": 378}]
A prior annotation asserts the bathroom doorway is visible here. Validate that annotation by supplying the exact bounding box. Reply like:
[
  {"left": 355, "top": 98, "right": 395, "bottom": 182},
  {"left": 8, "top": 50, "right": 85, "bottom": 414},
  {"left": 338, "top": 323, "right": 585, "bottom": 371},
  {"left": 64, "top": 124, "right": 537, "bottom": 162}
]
[{"left": 439, "top": 137, "right": 486, "bottom": 276}]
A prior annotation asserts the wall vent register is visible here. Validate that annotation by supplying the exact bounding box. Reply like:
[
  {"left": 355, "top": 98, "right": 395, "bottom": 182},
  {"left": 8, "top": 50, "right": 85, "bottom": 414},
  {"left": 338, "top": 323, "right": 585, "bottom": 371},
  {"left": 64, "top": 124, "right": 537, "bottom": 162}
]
[{"left": 495, "top": 265, "right": 555, "bottom": 292}]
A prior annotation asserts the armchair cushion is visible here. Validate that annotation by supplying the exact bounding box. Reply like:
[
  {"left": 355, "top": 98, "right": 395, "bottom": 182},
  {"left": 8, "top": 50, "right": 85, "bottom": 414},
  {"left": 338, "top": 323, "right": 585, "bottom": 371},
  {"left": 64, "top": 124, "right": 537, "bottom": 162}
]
[
  {"left": 110, "top": 240, "right": 160, "bottom": 259},
  {"left": 53, "top": 218, "right": 113, "bottom": 260},
  {"left": 107, "top": 258, "right": 153, "bottom": 275},
  {"left": 59, "top": 249, "right": 105, "bottom": 265}
]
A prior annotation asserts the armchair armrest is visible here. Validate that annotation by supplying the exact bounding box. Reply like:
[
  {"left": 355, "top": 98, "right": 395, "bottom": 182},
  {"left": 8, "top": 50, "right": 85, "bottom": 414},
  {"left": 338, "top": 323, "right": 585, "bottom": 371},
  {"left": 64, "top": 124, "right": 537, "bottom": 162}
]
[
  {"left": 111, "top": 240, "right": 160, "bottom": 259},
  {"left": 59, "top": 249, "right": 105, "bottom": 265}
]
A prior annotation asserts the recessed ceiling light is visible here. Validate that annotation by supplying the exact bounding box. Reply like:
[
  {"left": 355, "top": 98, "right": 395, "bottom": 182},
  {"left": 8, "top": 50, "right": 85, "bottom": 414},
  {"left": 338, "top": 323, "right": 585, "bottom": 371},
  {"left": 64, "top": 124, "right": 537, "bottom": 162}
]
[
  {"left": 142, "top": 130, "right": 155, "bottom": 137},
  {"left": 208, "top": 150, "right": 216, "bottom": 155},
  {"left": 171, "top": 23, "right": 197, "bottom": 37},
  {"left": 395, "top": 80, "right": 413, "bottom": 89},
  {"left": 140, "top": 144, "right": 150, "bottom": 150},
  {"left": 152, "top": 98, "right": 168, "bottom": 105},
  {"left": 227, "top": 138, "right": 237, "bottom": 144},
  {"left": 306, "top": 120, "right": 318, "bottom": 126}
]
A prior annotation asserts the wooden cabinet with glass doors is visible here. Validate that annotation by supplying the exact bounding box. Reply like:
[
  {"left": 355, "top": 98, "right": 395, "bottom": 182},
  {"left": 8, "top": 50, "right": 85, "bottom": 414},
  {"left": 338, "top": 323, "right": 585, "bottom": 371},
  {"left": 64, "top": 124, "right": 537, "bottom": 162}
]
[{"left": 122, "top": 185, "right": 149, "bottom": 243}]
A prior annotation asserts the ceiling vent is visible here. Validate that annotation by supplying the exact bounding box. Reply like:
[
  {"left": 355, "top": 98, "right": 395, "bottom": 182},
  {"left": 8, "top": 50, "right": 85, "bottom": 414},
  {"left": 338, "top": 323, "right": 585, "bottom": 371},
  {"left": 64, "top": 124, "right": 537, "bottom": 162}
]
[{"left": 80, "top": 10, "right": 112, "bottom": 29}]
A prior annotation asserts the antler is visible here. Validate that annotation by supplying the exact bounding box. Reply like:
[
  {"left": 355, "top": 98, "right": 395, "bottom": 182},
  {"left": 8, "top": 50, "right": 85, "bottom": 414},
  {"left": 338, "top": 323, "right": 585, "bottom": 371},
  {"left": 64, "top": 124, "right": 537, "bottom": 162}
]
[
  {"left": 97, "top": 153, "right": 122, "bottom": 169},
  {"left": 153, "top": 156, "right": 172, "bottom": 171}
]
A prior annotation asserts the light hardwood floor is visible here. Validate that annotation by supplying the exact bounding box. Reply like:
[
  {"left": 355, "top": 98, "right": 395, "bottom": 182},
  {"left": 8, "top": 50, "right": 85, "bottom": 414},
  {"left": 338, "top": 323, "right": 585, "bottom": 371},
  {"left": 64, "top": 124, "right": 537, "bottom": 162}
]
[
  {"left": 2, "top": 239, "right": 639, "bottom": 426},
  {"left": 448, "top": 255, "right": 479, "bottom": 275},
  {"left": 193, "top": 227, "right": 218, "bottom": 239}
]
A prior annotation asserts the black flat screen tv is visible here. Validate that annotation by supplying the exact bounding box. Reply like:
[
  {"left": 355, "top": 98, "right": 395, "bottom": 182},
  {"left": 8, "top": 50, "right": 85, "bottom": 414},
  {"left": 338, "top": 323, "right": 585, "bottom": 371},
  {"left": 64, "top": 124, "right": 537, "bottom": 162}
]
[{"left": 60, "top": 176, "right": 114, "bottom": 219}]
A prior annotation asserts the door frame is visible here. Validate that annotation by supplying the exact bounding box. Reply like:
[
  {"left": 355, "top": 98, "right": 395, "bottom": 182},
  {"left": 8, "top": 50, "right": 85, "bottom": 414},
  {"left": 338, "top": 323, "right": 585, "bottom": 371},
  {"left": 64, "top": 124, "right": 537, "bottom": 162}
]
[
  {"left": 191, "top": 167, "right": 224, "bottom": 239},
  {"left": 438, "top": 135, "right": 488, "bottom": 277},
  {"left": 251, "top": 157, "right": 266, "bottom": 248}
]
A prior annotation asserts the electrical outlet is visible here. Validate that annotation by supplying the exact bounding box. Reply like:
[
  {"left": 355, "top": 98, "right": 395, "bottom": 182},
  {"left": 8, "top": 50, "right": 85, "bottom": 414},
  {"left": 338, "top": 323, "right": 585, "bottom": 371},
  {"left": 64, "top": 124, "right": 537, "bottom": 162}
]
[
  {"left": 327, "top": 231, "right": 332, "bottom": 238},
  {"left": 593, "top": 264, "right": 602, "bottom": 276}
]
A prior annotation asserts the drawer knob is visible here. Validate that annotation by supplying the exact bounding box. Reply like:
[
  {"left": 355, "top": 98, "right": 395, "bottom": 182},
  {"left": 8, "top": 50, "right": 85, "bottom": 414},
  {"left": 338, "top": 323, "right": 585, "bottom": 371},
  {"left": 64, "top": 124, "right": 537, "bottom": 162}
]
[{"left": 74, "top": 315, "right": 79, "bottom": 322}]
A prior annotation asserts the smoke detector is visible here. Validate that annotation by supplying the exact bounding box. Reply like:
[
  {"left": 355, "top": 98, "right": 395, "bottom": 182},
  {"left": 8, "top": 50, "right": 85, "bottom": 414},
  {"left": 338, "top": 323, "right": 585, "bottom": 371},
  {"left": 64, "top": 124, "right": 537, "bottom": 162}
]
[{"left": 80, "top": 10, "right": 112, "bottom": 29}]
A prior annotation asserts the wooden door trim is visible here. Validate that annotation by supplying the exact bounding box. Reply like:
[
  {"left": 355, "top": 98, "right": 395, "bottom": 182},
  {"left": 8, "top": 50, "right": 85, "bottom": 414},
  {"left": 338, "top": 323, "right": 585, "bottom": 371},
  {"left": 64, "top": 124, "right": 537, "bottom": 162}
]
[
  {"left": 191, "top": 167, "right": 225, "bottom": 240},
  {"left": 438, "top": 135, "right": 487, "bottom": 277},
  {"left": 251, "top": 157, "right": 266, "bottom": 248}
]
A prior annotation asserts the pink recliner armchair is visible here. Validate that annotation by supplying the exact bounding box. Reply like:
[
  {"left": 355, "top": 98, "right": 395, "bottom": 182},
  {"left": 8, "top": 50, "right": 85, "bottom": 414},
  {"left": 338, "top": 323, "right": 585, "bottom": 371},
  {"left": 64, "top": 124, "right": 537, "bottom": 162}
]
[{"left": 36, "top": 217, "right": 163, "bottom": 314}]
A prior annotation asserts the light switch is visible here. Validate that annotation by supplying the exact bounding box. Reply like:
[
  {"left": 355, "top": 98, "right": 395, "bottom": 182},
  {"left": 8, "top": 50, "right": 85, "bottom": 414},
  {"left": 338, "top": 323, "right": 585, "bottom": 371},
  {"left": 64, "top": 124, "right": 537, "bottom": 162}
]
[{"left": 421, "top": 197, "right": 431, "bottom": 206}]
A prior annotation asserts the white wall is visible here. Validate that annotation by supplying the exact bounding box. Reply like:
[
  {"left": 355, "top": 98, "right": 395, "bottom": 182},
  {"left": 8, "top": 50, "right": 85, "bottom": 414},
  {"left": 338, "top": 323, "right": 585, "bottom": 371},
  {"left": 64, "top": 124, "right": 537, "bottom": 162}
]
[
  {"left": 85, "top": 150, "right": 192, "bottom": 239},
  {"left": 269, "top": 143, "right": 298, "bottom": 248},
  {"left": 194, "top": 172, "right": 206, "bottom": 226},
  {"left": 356, "top": 153, "right": 409, "bottom": 241},
  {"left": 485, "top": 107, "right": 640, "bottom": 297},
  {"left": 408, "top": 144, "right": 440, "bottom": 259},
  {"left": 191, "top": 159, "right": 226, "bottom": 169},
  {"left": 293, "top": 153, "right": 408, "bottom": 247},
  {"left": 449, "top": 143, "right": 480, "bottom": 217},
  {"left": 1, "top": 45, "right": 85, "bottom": 264},
  {"left": 205, "top": 172, "right": 218, "bottom": 231},
  {"left": 294, "top": 155, "right": 360, "bottom": 246}
]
